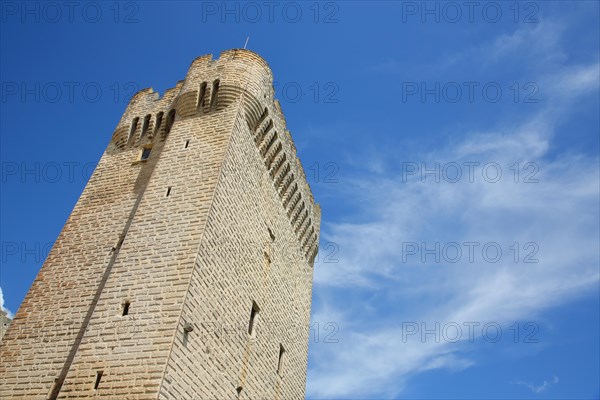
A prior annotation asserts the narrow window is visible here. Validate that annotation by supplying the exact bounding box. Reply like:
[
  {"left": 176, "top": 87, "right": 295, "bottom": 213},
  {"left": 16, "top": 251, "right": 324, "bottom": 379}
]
[
  {"left": 166, "top": 187, "right": 172, "bottom": 197},
  {"left": 141, "top": 147, "right": 152, "bottom": 161},
  {"left": 277, "top": 344, "right": 285, "bottom": 375},
  {"left": 141, "top": 114, "right": 151, "bottom": 138},
  {"left": 94, "top": 371, "right": 103, "bottom": 390},
  {"left": 264, "top": 249, "right": 271, "bottom": 271},
  {"left": 268, "top": 228, "right": 275, "bottom": 242},
  {"left": 236, "top": 386, "right": 243, "bottom": 397},
  {"left": 197, "top": 82, "right": 207, "bottom": 111},
  {"left": 210, "top": 79, "right": 220, "bottom": 111},
  {"left": 128, "top": 117, "right": 139, "bottom": 143},
  {"left": 183, "top": 322, "right": 193, "bottom": 347},
  {"left": 184, "top": 140, "right": 190, "bottom": 149},
  {"left": 122, "top": 301, "right": 130, "bottom": 316},
  {"left": 165, "top": 109, "right": 176, "bottom": 134},
  {"left": 155, "top": 112, "right": 164, "bottom": 134},
  {"left": 248, "top": 302, "right": 259, "bottom": 336},
  {"left": 183, "top": 329, "right": 189, "bottom": 347}
]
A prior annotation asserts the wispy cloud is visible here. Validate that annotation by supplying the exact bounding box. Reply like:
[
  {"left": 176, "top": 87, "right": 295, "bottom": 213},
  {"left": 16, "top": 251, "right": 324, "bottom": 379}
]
[
  {"left": 309, "top": 110, "right": 598, "bottom": 398},
  {"left": 512, "top": 375, "right": 559, "bottom": 394},
  {"left": 373, "top": 18, "right": 585, "bottom": 77},
  {"left": 308, "top": 20, "right": 599, "bottom": 399},
  {"left": 435, "top": 20, "right": 568, "bottom": 73}
]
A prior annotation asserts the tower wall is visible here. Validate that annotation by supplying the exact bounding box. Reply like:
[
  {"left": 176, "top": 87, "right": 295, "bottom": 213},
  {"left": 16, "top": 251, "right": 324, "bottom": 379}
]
[
  {"left": 158, "top": 99, "right": 314, "bottom": 400},
  {"left": 55, "top": 101, "right": 240, "bottom": 399},
  {"left": 0, "top": 119, "right": 162, "bottom": 398}
]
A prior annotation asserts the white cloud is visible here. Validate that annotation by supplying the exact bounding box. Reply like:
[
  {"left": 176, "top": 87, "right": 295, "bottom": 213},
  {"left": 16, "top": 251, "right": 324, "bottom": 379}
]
[
  {"left": 512, "top": 375, "right": 559, "bottom": 394},
  {"left": 543, "top": 62, "right": 600, "bottom": 99},
  {"left": 0, "top": 287, "right": 14, "bottom": 319},
  {"left": 308, "top": 114, "right": 598, "bottom": 397},
  {"left": 434, "top": 20, "right": 569, "bottom": 73},
  {"left": 486, "top": 22, "right": 567, "bottom": 66},
  {"left": 307, "top": 21, "right": 599, "bottom": 400}
]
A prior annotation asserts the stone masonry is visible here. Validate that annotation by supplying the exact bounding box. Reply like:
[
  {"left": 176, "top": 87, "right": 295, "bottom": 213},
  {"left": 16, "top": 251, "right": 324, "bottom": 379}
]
[
  {"left": 0, "top": 49, "right": 321, "bottom": 399},
  {"left": 0, "top": 310, "right": 11, "bottom": 342}
]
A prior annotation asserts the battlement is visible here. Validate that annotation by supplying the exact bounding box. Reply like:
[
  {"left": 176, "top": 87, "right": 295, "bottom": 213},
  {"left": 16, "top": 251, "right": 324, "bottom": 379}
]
[
  {"left": 189, "top": 49, "right": 273, "bottom": 79},
  {"left": 109, "top": 50, "right": 320, "bottom": 263}
]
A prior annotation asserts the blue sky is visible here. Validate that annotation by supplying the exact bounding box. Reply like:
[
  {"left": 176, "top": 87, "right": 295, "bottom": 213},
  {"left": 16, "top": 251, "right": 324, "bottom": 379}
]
[{"left": 1, "top": 1, "right": 598, "bottom": 399}]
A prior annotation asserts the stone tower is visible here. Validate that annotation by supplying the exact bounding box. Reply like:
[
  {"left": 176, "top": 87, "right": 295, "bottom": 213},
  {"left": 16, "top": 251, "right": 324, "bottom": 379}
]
[{"left": 0, "top": 49, "right": 321, "bottom": 399}]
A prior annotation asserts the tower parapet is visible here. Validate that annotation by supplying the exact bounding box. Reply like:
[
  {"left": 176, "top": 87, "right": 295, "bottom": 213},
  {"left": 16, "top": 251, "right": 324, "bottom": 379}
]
[{"left": 111, "top": 49, "right": 320, "bottom": 262}]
